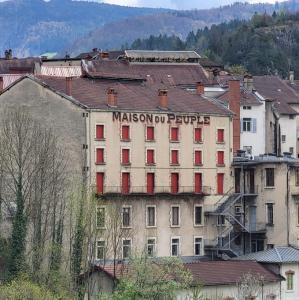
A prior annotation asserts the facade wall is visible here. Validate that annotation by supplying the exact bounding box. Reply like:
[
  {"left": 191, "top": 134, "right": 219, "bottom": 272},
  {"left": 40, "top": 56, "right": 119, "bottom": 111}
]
[
  {"left": 280, "top": 263, "right": 299, "bottom": 300},
  {"left": 240, "top": 104, "right": 266, "bottom": 156},
  {"left": 280, "top": 116, "right": 297, "bottom": 156},
  {"left": 88, "top": 110, "right": 233, "bottom": 258}
]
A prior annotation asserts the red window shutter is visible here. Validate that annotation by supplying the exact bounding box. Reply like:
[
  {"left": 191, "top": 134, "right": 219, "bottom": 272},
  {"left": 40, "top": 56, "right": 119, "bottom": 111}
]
[
  {"left": 122, "top": 149, "right": 130, "bottom": 164},
  {"left": 147, "top": 149, "right": 155, "bottom": 164},
  {"left": 147, "top": 173, "right": 155, "bottom": 194},
  {"left": 217, "top": 173, "right": 224, "bottom": 195},
  {"left": 96, "top": 172, "right": 104, "bottom": 194},
  {"left": 217, "top": 151, "right": 224, "bottom": 165},
  {"left": 171, "top": 150, "right": 179, "bottom": 164},
  {"left": 122, "top": 173, "right": 130, "bottom": 194},
  {"left": 171, "top": 173, "right": 179, "bottom": 194},
  {"left": 194, "top": 128, "right": 202, "bottom": 142},
  {"left": 194, "top": 173, "right": 202, "bottom": 193},
  {"left": 96, "top": 125, "right": 104, "bottom": 139},
  {"left": 171, "top": 127, "right": 179, "bottom": 141},
  {"left": 122, "top": 125, "right": 130, "bottom": 140},
  {"left": 147, "top": 126, "right": 154, "bottom": 140},
  {"left": 194, "top": 151, "right": 202, "bottom": 165},
  {"left": 96, "top": 148, "right": 104, "bottom": 164},
  {"left": 217, "top": 129, "right": 224, "bottom": 143}
]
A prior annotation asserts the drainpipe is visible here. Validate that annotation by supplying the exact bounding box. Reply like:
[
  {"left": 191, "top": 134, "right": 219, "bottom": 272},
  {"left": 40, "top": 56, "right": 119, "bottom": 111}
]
[{"left": 287, "top": 165, "right": 290, "bottom": 245}]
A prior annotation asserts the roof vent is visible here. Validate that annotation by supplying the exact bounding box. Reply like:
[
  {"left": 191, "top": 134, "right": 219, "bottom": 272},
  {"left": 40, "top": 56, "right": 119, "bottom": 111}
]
[
  {"left": 196, "top": 82, "right": 204, "bottom": 95},
  {"left": 107, "top": 88, "right": 117, "bottom": 107}
]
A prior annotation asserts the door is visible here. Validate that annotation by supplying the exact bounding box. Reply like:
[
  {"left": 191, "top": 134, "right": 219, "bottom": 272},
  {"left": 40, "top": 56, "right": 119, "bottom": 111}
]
[
  {"left": 249, "top": 169, "right": 255, "bottom": 193},
  {"left": 122, "top": 173, "right": 130, "bottom": 194},
  {"left": 235, "top": 168, "right": 241, "bottom": 193},
  {"left": 147, "top": 173, "right": 155, "bottom": 194},
  {"left": 217, "top": 173, "right": 224, "bottom": 195},
  {"left": 96, "top": 172, "right": 104, "bottom": 194},
  {"left": 171, "top": 173, "right": 179, "bottom": 194}
]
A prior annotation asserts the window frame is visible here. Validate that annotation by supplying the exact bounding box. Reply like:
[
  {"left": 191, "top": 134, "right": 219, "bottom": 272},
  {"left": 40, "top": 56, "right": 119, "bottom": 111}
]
[
  {"left": 194, "top": 236, "right": 203, "bottom": 256},
  {"left": 121, "top": 171, "right": 130, "bottom": 194},
  {"left": 146, "top": 126, "right": 155, "bottom": 142},
  {"left": 96, "top": 206, "right": 106, "bottom": 229},
  {"left": 216, "top": 128, "right": 225, "bottom": 143},
  {"left": 95, "top": 147, "right": 105, "bottom": 165},
  {"left": 122, "top": 205, "right": 132, "bottom": 228},
  {"left": 96, "top": 239, "right": 106, "bottom": 260},
  {"left": 194, "top": 127, "right": 203, "bottom": 143},
  {"left": 265, "top": 168, "right": 275, "bottom": 188},
  {"left": 242, "top": 118, "right": 252, "bottom": 132},
  {"left": 146, "top": 205, "right": 157, "bottom": 228},
  {"left": 266, "top": 203, "right": 274, "bottom": 226},
  {"left": 121, "top": 147, "right": 131, "bottom": 165},
  {"left": 95, "top": 123, "right": 105, "bottom": 140},
  {"left": 170, "top": 205, "right": 180, "bottom": 227},
  {"left": 194, "top": 149, "right": 203, "bottom": 166},
  {"left": 170, "top": 172, "right": 179, "bottom": 194},
  {"left": 170, "top": 236, "right": 180, "bottom": 257},
  {"left": 217, "top": 150, "right": 225, "bottom": 166},
  {"left": 170, "top": 127, "right": 179, "bottom": 142},
  {"left": 122, "top": 238, "right": 132, "bottom": 259},
  {"left": 147, "top": 237, "right": 156, "bottom": 257},
  {"left": 194, "top": 205, "right": 204, "bottom": 227},
  {"left": 146, "top": 148, "right": 156, "bottom": 165},
  {"left": 170, "top": 149, "right": 180, "bottom": 166},
  {"left": 121, "top": 124, "right": 131, "bottom": 141},
  {"left": 285, "top": 270, "right": 295, "bottom": 291}
]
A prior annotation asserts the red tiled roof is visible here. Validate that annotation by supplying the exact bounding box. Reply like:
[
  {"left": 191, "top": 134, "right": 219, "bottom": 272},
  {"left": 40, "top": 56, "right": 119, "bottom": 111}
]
[
  {"left": 217, "top": 89, "right": 262, "bottom": 106},
  {"left": 82, "top": 60, "right": 210, "bottom": 86},
  {"left": 35, "top": 76, "right": 231, "bottom": 115},
  {"left": 93, "top": 260, "right": 280, "bottom": 286},
  {"left": 184, "top": 260, "right": 280, "bottom": 286},
  {"left": 253, "top": 76, "right": 299, "bottom": 115}
]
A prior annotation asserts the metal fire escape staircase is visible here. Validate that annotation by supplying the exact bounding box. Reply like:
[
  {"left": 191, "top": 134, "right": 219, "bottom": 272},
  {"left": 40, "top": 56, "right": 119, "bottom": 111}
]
[{"left": 205, "top": 190, "right": 249, "bottom": 258}]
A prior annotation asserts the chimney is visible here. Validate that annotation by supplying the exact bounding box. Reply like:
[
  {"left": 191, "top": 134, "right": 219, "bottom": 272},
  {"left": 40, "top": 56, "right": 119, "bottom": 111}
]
[
  {"left": 107, "top": 88, "right": 117, "bottom": 107},
  {"left": 92, "top": 48, "right": 98, "bottom": 53},
  {"left": 196, "top": 82, "right": 205, "bottom": 95},
  {"left": 290, "top": 71, "right": 295, "bottom": 84},
  {"left": 66, "top": 77, "right": 73, "bottom": 96},
  {"left": 244, "top": 74, "right": 253, "bottom": 91},
  {"left": 228, "top": 79, "right": 241, "bottom": 155},
  {"left": 101, "top": 51, "right": 109, "bottom": 60},
  {"left": 4, "top": 49, "right": 12, "bottom": 60},
  {"left": 0, "top": 76, "right": 3, "bottom": 92},
  {"left": 158, "top": 89, "right": 168, "bottom": 109}
]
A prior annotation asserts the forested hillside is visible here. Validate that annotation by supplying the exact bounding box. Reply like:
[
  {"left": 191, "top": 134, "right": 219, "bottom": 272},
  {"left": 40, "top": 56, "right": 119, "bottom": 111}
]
[{"left": 131, "top": 12, "right": 299, "bottom": 77}]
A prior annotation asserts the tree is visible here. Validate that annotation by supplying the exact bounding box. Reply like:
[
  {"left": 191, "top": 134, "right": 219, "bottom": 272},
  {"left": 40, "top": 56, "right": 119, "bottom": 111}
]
[
  {"left": 98, "top": 255, "right": 195, "bottom": 300},
  {"left": 0, "top": 107, "right": 68, "bottom": 280},
  {"left": 236, "top": 272, "right": 265, "bottom": 300}
]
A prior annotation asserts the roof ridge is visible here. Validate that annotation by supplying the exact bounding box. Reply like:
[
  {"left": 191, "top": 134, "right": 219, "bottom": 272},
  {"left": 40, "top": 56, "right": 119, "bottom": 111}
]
[{"left": 274, "top": 247, "right": 283, "bottom": 262}]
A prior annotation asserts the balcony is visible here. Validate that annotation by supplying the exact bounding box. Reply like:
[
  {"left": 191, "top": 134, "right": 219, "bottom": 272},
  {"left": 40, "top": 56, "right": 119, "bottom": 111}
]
[{"left": 95, "top": 185, "right": 211, "bottom": 197}]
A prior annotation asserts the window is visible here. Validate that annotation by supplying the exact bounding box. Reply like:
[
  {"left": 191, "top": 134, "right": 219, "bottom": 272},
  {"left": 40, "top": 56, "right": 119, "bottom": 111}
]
[
  {"left": 171, "top": 173, "right": 179, "bottom": 194},
  {"left": 122, "top": 148, "right": 130, "bottom": 165},
  {"left": 194, "top": 173, "right": 202, "bottom": 194},
  {"left": 96, "top": 124, "right": 104, "bottom": 140},
  {"left": 290, "top": 147, "right": 294, "bottom": 154},
  {"left": 266, "top": 203, "right": 274, "bottom": 225},
  {"left": 194, "top": 150, "right": 202, "bottom": 166},
  {"left": 171, "top": 237, "right": 180, "bottom": 256},
  {"left": 122, "top": 172, "right": 130, "bottom": 194},
  {"left": 194, "top": 237, "right": 203, "bottom": 256},
  {"left": 96, "top": 148, "right": 104, "bottom": 164},
  {"left": 265, "top": 168, "right": 275, "bottom": 187},
  {"left": 296, "top": 168, "right": 299, "bottom": 186},
  {"left": 171, "top": 149, "right": 179, "bottom": 165},
  {"left": 217, "top": 215, "right": 225, "bottom": 226},
  {"left": 96, "top": 240, "right": 105, "bottom": 260},
  {"left": 96, "top": 207, "right": 105, "bottom": 228},
  {"left": 121, "top": 125, "right": 130, "bottom": 141},
  {"left": 194, "top": 205, "right": 203, "bottom": 226},
  {"left": 242, "top": 118, "right": 257, "bottom": 133},
  {"left": 96, "top": 172, "right": 104, "bottom": 195},
  {"left": 282, "top": 135, "right": 286, "bottom": 143},
  {"left": 170, "top": 127, "right": 179, "bottom": 142},
  {"left": 171, "top": 206, "right": 180, "bottom": 227},
  {"left": 122, "top": 206, "right": 131, "bottom": 228},
  {"left": 217, "top": 151, "right": 224, "bottom": 166},
  {"left": 146, "top": 149, "right": 155, "bottom": 165},
  {"left": 286, "top": 271, "right": 294, "bottom": 290},
  {"left": 147, "top": 238, "right": 156, "bottom": 257},
  {"left": 217, "top": 129, "right": 224, "bottom": 143},
  {"left": 243, "top": 106, "right": 252, "bottom": 110},
  {"left": 217, "top": 173, "right": 224, "bottom": 194},
  {"left": 194, "top": 128, "right": 202, "bottom": 143},
  {"left": 146, "top": 206, "right": 156, "bottom": 227},
  {"left": 122, "top": 239, "right": 131, "bottom": 259},
  {"left": 147, "top": 173, "right": 155, "bottom": 194},
  {"left": 146, "top": 126, "right": 155, "bottom": 141},
  {"left": 242, "top": 118, "right": 252, "bottom": 132}
]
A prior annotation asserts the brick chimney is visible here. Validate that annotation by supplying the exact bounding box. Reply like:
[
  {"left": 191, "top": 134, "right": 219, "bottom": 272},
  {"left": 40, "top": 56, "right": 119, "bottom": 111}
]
[
  {"left": 66, "top": 77, "right": 73, "bottom": 96},
  {"left": 158, "top": 89, "right": 168, "bottom": 109},
  {"left": 0, "top": 77, "right": 3, "bottom": 92},
  {"left": 196, "top": 82, "right": 205, "bottom": 95},
  {"left": 228, "top": 80, "right": 241, "bottom": 155},
  {"left": 101, "top": 51, "right": 109, "bottom": 60},
  {"left": 107, "top": 88, "right": 117, "bottom": 107}
]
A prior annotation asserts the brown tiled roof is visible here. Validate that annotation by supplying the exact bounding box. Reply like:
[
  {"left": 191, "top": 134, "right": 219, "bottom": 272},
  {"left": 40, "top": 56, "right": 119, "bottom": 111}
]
[
  {"left": 82, "top": 60, "right": 210, "bottom": 86},
  {"left": 92, "top": 260, "right": 280, "bottom": 286},
  {"left": 184, "top": 261, "right": 280, "bottom": 286},
  {"left": 253, "top": 76, "right": 299, "bottom": 115},
  {"left": 35, "top": 76, "right": 231, "bottom": 115},
  {"left": 217, "top": 89, "right": 262, "bottom": 106},
  {"left": 0, "top": 58, "right": 40, "bottom": 74}
]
